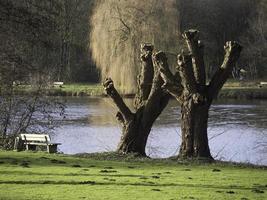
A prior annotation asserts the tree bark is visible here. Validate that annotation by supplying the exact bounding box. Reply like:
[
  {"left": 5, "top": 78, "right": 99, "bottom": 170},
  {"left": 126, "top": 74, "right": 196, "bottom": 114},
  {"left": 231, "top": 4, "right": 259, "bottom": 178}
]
[
  {"left": 159, "top": 30, "right": 242, "bottom": 160},
  {"left": 179, "top": 93, "right": 212, "bottom": 159},
  {"left": 103, "top": 45, "right": 170, "bottom": 156}
]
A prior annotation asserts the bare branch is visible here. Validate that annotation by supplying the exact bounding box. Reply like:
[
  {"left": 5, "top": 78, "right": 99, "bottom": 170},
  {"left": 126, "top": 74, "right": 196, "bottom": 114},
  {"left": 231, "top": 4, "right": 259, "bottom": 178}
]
[
  {"left": 208, "top": 41, "right": 242, "bottom": 99},
  {"left": 177, "top": 53, "right": 197, "bottom": 95},
  {"left": 183, "top": 29, "right": 206, "bottom": 85},
  {"left": 103, "top": 78, "right": 133, "bottom": 122},
  {"left": 140, "top": 43, "right": 154, "bottom": 99},
  {"left": 142, "top": 51, "right": 170, "bottom": 125},
  {"left": 134, "top": 43, "right": 154, "bottom": 108},
  {"left": 156, "top": 51, "right": 183, "bottom": 102},
  {"left": 115, "top": 112, "right": 125, "bottom": 126},
  {"left": 115, "top": 6, "right": 131, "bottom": 34}
]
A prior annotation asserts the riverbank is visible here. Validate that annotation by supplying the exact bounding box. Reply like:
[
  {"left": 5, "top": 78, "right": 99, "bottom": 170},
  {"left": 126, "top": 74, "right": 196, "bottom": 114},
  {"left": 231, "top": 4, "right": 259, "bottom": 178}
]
[
  {"left": 14, "top": 83, "right": 104, "bottom": 96},
  {"left": 14, "top": 81, "right": 267, "bottom": 99},
  {"left": 0, "top": 151, "right": 266, "bottom": 200}
]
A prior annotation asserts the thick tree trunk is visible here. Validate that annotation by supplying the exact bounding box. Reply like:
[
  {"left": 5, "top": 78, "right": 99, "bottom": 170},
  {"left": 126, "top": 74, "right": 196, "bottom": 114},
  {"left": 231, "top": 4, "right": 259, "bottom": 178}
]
[
  {"left": 179, "top": 95, "right": 212, "bottom": 159},
  {"left": 158, "top": 30, "right": 242, "bottom": 160},
  {"left": 103, "top": 45, "right": 169, "bottom": 156},
  {"left": 117, "top": 111, "right": 150, "bottom": 155},
  {"left": 193, "top": 103, "right": 211, "bottom": 158},
  {"left": 115, "top": 70, "right": 169, "bottom": 156},
  {"left": 179, "top": 96, "right": 194, "bottom": 157},
  {"left": 116, "top": 97, "right": 169, "bottom": 156}
]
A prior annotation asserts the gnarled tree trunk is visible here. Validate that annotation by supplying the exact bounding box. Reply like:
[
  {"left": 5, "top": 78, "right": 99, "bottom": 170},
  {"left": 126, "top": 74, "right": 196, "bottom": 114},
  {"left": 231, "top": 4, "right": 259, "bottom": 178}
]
[
  {"left": 179, "top": 95, "right": 211, "bottom": 158},
  {"left": 159, "top": 30, "right": 242, "bottom": 160},
  {"left": 103, "top": 44, "right": 170, "bottom": 156}
]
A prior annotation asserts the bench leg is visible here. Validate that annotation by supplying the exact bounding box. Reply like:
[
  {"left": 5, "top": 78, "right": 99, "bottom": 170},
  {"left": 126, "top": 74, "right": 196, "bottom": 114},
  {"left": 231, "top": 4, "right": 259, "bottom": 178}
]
[
  {"left": 26, "top": 144, "right": 37, "bottom": 151},
  {"left": 47, "top": 145, "right": 57, "bottom": 153},
  {"left": 14, "top": 137, "right": 24, "bottom": 151}
]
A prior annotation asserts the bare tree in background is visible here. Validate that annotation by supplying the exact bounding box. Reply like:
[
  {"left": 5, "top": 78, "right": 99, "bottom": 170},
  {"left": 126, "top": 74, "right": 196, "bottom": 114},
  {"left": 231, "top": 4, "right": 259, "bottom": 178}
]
[
  {"left": 0, "top": 40, "right": 65, "bottom": 149},
  {"left": 0, "top": 94, "right": 65, "bottom": 150},
  {"left": 159, "top": 30, "right": 242, "bottom": 159},
  {"left": 0, "top": 0, "right": 66, "bottom": 150},
  {"left": 0, "top": 67, "right": 65, "bottom": 150}
]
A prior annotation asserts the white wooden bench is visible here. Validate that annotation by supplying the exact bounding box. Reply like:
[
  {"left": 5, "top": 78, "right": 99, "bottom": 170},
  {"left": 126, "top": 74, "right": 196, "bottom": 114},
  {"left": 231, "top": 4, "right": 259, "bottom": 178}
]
[
  {"left": 53, "top": 82, "right": 64, "bottom": 88},
  {"left": 259, "top": 82, "right": 267, "bottom": 87},
  {"left": 17, "top": 134, "right": 61, "bottom": 153}
]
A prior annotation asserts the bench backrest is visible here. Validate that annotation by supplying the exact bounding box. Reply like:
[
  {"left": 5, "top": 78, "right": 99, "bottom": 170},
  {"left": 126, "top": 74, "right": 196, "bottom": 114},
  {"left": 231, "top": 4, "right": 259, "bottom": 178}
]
[
  {"left": 20, "top": 134, "right": 51, "bottom": 143},
  {"left": 53, "top": 82, "right": 64, "bottom": 85}
]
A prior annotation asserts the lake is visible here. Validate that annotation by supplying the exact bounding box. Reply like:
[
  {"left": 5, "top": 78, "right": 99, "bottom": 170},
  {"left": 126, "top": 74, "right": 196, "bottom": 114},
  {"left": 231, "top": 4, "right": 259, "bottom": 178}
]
[{"left": 52, "top": 97, "right": 267, "bottom": 165}]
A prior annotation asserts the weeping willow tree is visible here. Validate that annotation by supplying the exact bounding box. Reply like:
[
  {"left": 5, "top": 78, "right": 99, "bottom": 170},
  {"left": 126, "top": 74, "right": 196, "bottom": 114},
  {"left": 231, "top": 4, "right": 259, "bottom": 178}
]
[{"left": 90, "top": 0, "right": 180, "bottom": 94}]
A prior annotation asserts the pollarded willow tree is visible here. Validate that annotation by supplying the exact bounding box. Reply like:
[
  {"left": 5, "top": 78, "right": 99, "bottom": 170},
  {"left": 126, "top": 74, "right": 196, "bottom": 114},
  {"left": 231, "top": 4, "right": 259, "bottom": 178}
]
[
  {"left": 103, "top": 44, "right": 170, "bottom": 156},
  {"left": 158, "top": 30, "right": 242, "bottom": 159}
]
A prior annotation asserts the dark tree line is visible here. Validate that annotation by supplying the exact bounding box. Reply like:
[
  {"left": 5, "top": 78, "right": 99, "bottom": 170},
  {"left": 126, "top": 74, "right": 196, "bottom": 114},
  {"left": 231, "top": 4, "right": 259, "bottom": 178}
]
[
  {"left": 0, "top": 0, "right": 266, "bottom": 86},
  {"left": 0, "top": 0, "right": 98, "bottom": 85},
  {"left": 0, "top": 0, "right": 68, "bottom": 149},
  {"left": 177, "top": 0, "right": 266, "bottom": 79},
  {"left": 0, "top": 0, "right": 267, "bottom": 86}
]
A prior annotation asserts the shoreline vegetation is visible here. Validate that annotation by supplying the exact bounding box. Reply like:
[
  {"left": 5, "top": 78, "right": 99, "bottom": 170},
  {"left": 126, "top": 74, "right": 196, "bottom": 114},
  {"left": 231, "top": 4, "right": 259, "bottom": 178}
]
[
  {"left": 14, "top": 80, "right": 267, "bottom": 99},
  {"left": 0, "top": 150, "right": 266, "bottom": 200}
]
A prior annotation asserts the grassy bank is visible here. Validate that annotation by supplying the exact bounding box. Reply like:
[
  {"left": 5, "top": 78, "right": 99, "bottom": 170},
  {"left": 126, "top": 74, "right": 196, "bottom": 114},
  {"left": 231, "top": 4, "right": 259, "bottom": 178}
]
[
  {"left": 218, "top": 80, "right": 267, "bottom": 99},
  {"left": 0, "top": 151, "right": 266, "bottom": 200},
  {"left": 218, "top": 88, "right": 267, "bottom": 99},
  {"left": 14, "top": 83, "right": 105, "bottom": 96},
  {"left": 14, "top": 80, "right": 267, "bottom": 99}
]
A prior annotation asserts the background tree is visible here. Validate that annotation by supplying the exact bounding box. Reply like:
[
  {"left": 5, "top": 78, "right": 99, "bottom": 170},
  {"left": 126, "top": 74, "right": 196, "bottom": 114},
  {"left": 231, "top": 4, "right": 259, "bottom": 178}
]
[
  {"left": 56, "top": 0, "right": 98, "bottom": 82},
  {"left": 0, "top": 0, "right": 60, "bottom": 84},
  {"left": 91, "top": 0, "right": 179, "bottom": 94},
  {"left": 0, "top": 0, "right": 65, "bottom": 150},
  {"left": 91, "top": 0, "right": 266, "bottom": 96},
  {"left": 177, "top": 0, "right": 252, "bottom": 79},
  {"left": 159, "top": 30, "right": 242, "bottom": 159},
  {"left": 103, "top": 44, "right": 170, "bottom": 156},
  {"left": 1, "top": 0, "right": 266, "bottom": 86},
  {"left": 240, "top": 0, "right": 267, "bottom": 79},
  {"left": 0, "top": 0, "right": 98, "bottom": 84}
]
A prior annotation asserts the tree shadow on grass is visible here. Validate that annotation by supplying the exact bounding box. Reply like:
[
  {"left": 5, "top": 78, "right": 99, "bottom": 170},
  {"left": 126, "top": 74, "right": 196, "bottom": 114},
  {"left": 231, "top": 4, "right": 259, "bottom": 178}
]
[
  {"left": 0, "top": 170, "right": 148, "bottom": 178},
  {"left": 0, "top": 179, "right": 265, "bottom": 193}
]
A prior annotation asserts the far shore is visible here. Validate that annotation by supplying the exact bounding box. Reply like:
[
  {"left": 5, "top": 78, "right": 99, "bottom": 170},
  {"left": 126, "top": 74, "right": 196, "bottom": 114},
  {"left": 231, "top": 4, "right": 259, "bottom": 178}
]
[{"left": 13, "top": 81, "right": 267, "bottom": 99}]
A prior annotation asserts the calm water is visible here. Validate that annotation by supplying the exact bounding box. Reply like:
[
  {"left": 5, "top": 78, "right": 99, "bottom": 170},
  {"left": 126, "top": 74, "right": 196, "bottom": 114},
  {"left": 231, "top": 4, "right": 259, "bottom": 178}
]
[{"left": 51, "top": 97, "right": 267, "bottom": 165}]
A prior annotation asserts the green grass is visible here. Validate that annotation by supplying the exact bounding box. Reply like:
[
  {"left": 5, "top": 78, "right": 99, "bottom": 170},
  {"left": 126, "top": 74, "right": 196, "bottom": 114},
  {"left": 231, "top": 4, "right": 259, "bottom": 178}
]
[
  {"left": 223, "top": 80, "right": 260, "bottom": 88},
  {"left": 219, "top": 87, "right": 267, "bottom": 99},
  {"left": 14, "top": 83, "right": 105, "bottom": 96},
  {"left": 59, "top": 83, "right": 104, "bottom": 96},
  {"left": 216, "top": 80, "right": 267, "bottom": 99},
  {"left": 0, "top": 151, "right": 266, "bottom": 200}
]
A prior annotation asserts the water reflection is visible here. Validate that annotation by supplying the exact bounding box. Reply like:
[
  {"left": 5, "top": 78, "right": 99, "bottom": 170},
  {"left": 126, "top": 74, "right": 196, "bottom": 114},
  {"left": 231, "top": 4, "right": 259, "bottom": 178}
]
[{"left": 52, "top": 97, "right": 267, "bottom": 165}]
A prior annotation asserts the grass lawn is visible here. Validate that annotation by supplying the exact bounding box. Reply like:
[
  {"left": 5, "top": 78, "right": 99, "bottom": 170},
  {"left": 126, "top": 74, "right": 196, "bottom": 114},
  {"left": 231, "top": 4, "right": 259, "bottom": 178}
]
[{"left": 0, "top": 151, "right": 266, "bottom": 200}]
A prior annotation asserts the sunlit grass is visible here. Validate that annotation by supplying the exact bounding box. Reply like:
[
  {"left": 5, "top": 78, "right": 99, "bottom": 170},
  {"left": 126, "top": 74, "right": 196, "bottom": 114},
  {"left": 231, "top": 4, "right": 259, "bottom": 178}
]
[
  {"left": 13, "top": 83, "right": 105, "bottom": 96},
  {"left": 0, "top": 151, "right": 266, "bottom": 200},
  {"left": 60, "top": 83, "right": 104, "bottom": 96},
  {"left": 223, "top": 79, "right": 264, "bottom": 88}
]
